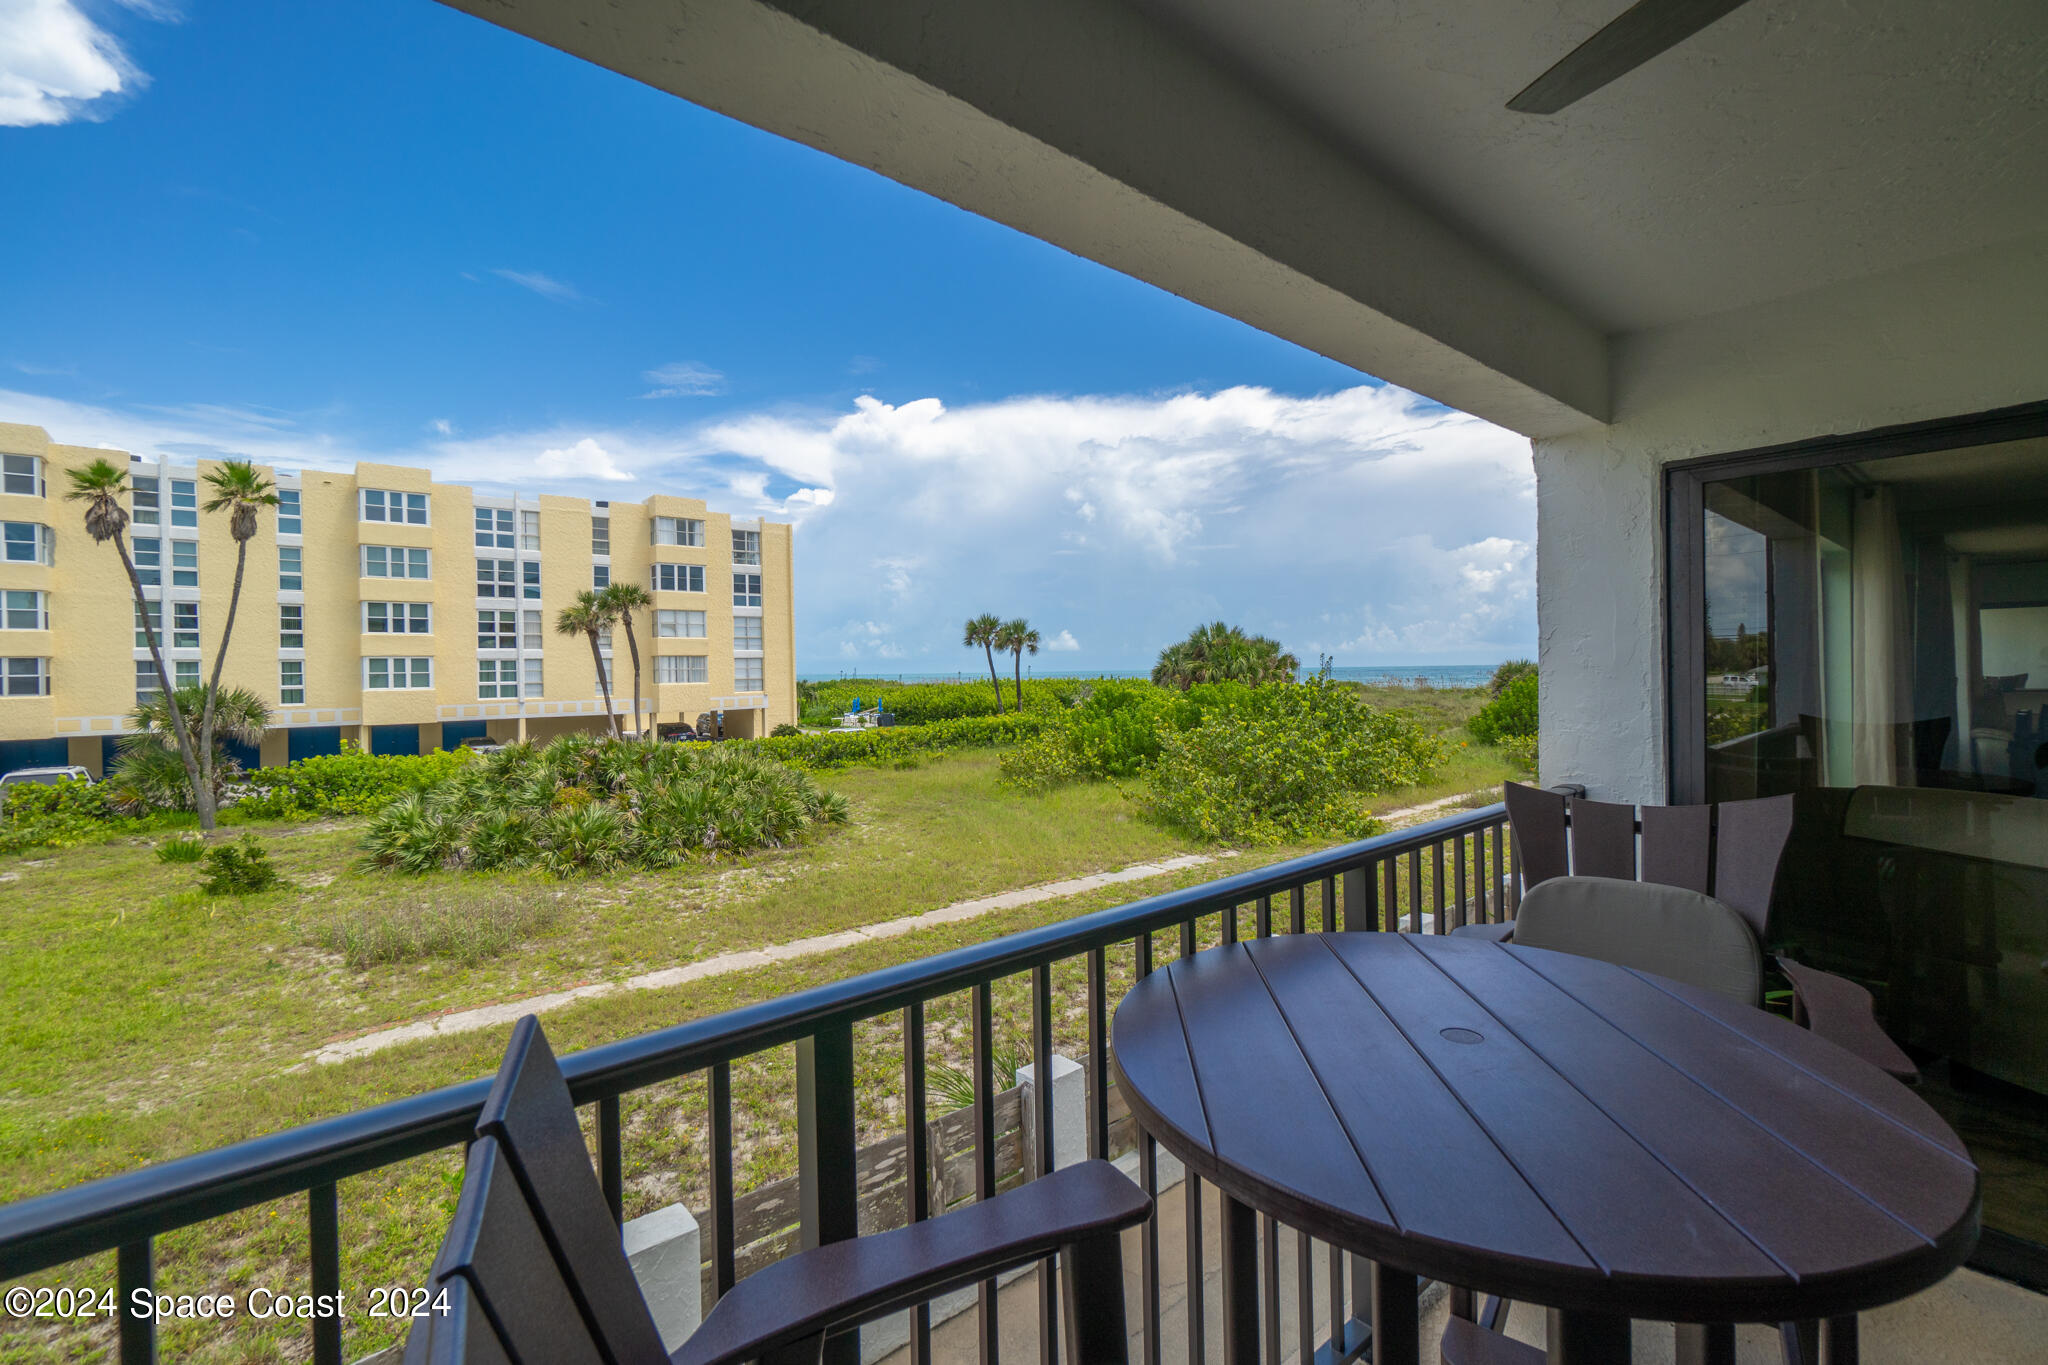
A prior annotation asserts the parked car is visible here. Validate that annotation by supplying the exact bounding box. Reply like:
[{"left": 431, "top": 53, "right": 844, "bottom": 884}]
[
  {"left": 458, "top": 739, "right": 506, "bottom": 755},
  {"left": 0, "top": 765, "right": 94, "bottom": 790}
]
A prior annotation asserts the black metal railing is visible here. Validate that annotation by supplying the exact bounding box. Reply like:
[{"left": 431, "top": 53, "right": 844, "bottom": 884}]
[{"left": 0, "top": 803, "right": 1516, "bottom": 1365}]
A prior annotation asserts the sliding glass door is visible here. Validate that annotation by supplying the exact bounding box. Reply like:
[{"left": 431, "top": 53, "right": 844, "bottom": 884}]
[{"left": 1670, "top": 410, "right": 2048, "bottom": 1281}]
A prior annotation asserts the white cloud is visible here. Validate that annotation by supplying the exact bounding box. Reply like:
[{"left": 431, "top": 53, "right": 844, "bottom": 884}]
[
  {"left": 535, "top": 437, "right": 632, "bottom": 482},
  {"left": 1046, "top": 630, "right": 1080, "bottom": 652},
  {"left": 640, "top": 362, "right": 723, "bottom": 399},
  {"left": 490, "top": 269, "right": 588, "bottom": 304},
  {"left": 429, "top": 417, "right": 454, "bottom": 436},
  {"left": 0, "top": 0, "right": 154, "bottom": 128}
]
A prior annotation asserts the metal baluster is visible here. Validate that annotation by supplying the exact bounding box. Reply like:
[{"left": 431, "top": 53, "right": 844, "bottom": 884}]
[
  {"left": 1381, "top": 858, "right": 1397, "bottom": 935},
  {"left": 1474, "top": 824, "right": 1490, "bottom": 924},
  {"left": 1326, "top": 1244, "right": 1344, "bottom": 1356},
  {"left": 1503, "top": 820, "right": 1519, "bottom": 914},
  {"left": 1295, "top": 1231, "right": 1314, "bottom": 1365},
  {"left": 1453, "top": 832, "right": 1468, "bottom": 932},
  {"left": 1260, "top": 1214, "right": 1280, "bottom": 1365},
  {"left": 1136, "top": 935, "right": 1162, "bottom": 1365},
  {"left": 1320, "top": 875, "right": 1338, "bottom": 933},
  {"left": 1181, "top": 919, "right": 1196, "bottom": 960},
  {"left": 1289, "top": 885, "right": 1306, "bottom": 936},
  {"left": 1256, "top": 894, "right": 1272, "bottom": 938},
  {"left": 1033, "top": 964, "right": 1059, "bottom": 1365},
  {"left": 1186, "top": 1173, "right": 1205, "bottom": 1365},
  {"left": 310, "top": 1183, "right": 342, "bottom": 1365},
  {"left": 1222, "top": 901, "right": 1239, "bottom": 945},
  {"left": 1087, "top": 949, "right": 1110, "bottom": 1161},
  {"left": 904, "top": 1004, "right": 933, "bottom": 1365},
  {"left": 118, "top": 1238, "right": 154, "bottom": 1365},
  {"left": 1341, "top": 865, "right": 1370, "bottom": 932},
  {"left": 1219, "top": 1196, "right": 1257, "bottom": 1365},
  {"left": 709, "top": 1061, "right": 737, "bottom": 1302},
  {"left": 974, "top": 982, "right": 1000, "bottom": 1365},
  {"left": 598, "top": 1096, "right": 624, "bottom": 1225},
  {"left": 1407, "top": 849, "right": 1423, "bottom": 934},
  {"left": 797, "top": 1021, "right": 858, "bottom": 1365},
  {"left": 1431, "top": 840, "right": 1447, "bottom": 934}
]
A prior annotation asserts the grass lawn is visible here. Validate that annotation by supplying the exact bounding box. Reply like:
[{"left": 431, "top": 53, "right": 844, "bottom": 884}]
[{"left": 0, "top": 729, "right": 1520, "bottom": 1362}]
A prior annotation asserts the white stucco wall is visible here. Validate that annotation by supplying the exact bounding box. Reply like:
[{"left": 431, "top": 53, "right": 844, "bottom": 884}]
[{"left": 1533, "top": 233, "right": 2048, "bottom": 802}]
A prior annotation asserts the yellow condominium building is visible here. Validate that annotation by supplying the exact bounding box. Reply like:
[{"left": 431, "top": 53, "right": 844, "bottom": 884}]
[{"left": 0, "top": 423, "right": 795, "bottom": 775}]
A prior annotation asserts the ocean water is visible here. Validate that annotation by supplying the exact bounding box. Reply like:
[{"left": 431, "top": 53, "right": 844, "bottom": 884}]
[{"left": 799, "top": 664, "right": 1501, "bottom": 689}]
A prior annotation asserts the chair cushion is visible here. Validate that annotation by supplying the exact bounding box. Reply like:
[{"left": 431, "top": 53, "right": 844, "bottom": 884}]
[{"left": 1511, "top": 875, "right": 1763, "bottom": 1006}]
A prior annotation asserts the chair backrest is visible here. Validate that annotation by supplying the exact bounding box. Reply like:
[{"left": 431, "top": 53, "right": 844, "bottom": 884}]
[
  {"left": 475, "top": 1016, "right": 669, "bottom": 1365},
  {"left": 1503, "top": 782, "right": 1795, "bottom": 940},
  {"left": 401, "top": 1276, "right": 515, "bottom": 1365},
  {"left": 1513, "top": 875, "right": 1764, "bottom": 1006},
  {"left": 410, "top": 1136, "right": 607, "bottom": 1365}
]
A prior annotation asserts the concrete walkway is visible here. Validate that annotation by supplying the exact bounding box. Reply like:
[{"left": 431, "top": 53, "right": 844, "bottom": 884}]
[{"left": 308, "top": 852, "right": 1232, "bottom": 1066}]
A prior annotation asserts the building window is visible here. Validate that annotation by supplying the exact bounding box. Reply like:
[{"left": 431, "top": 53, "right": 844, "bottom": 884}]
[
  {"left": 733, "top": 573, "right": 762, "bottom": 607},
  {"left": 362, "top": 488, "right": 428, "bottom": 524},
  {"left": 279, "top": 659, "right": 304, "bottom": 705},
  {"left": 1, "top": 454, "right": 44, "bottom": 497},
  {"left": 2, "top": 590, "right": 48, "bottom": 631},
  {"left": 171, "top": 538, "right": 198, "bottom": 587},
  {"left": 365, "top": 601, "right": 431, "bottom": 634},
  {"left": 172, "top": 601, "right": 199, "bottom": 650},
  {"left": 280, "top": 604, "right": 303, "bottom": 650},
  {"left": 174, "top": 659, "right": 200, "bottom": 687},
  {"left": 652, "top": 563, "right": 704, "bottom": 593},
  {"left": 521, "top": 609, "right": 542, "bottom": 651},
  {"left": 522, "top": 559, "right": 540, "bottom": 599},
  {"left": 656, "top": 609, "right": 706, "bottom": 638},
  {"left": 478, "top": 610, "right": 518, "bottom": 651},
  {"left": 170, "top": 479, "right": 197, "bottom": 528},
  {"left": 136, "top": 659, "right": 160, "bottom": 703},
  {"left": 593, "top": 563, "right": 610, "bottom": 589},
  {"left": 132, "top": 476, "right": 160, "bottom": 526},
  {"left": 132, "top": 536, "right": 162, "bottom": 585},
  {"left": 276, "top": 488, "right": 301, "bottom": 535},
  {"left": 477, "top": 557, "right": 515, "bottom": 598},
  {"left": 135, "top": 601, "right": 161, "bottom": 648},
  {"left": 597, "top": 627, "right": 613, "bottom": 653},
  {"left": 732, "top": 529, "right": 761, "bottom": 565},
  {"left": 479, "top": 658, "right": 522, "bottom": 699},
  {"left": 652, "top": 516, "right": 704, "bottom": 547},
  {"left": 734, "top": 615, "right": 763, "bottom": 650},
  {"left": 656, "top": 655, "right": 707, "bottom": 685},
  {"left": 734, "top": 657, "right": 764, "bottom": 691},
  {"left": 475, "top": 506, "right": 514, "bottom": 548},
  {"left": 279, "top": 544, "right": 303, "bottom": 591},
  {"left": 591, "top": 517, "right": 610, "bottom": 555},
  {"left": 365, "top": 657, "right": 432, "bottom": 690},
  {"left": 363, "top": 545, "right": 430, "bottom": 579},
  {"left": 2, "top": 521, "right": 56, "bottom": 565},
  {"left": 520, "top": 509, "right": 540, "bottom": 551},
  {"left": 522, "top": 657, "right": 543, "bottom": 697}
]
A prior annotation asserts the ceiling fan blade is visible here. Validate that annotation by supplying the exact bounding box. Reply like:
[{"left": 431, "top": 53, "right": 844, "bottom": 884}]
[{"left": 1508, "top": 0, "right": 1755, "bottom": 114}]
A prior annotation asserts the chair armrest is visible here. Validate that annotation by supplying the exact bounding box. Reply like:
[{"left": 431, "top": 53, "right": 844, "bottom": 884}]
[
  {"left": 1450, "top": 921, "right": 1516, "bottom": 944},
  {"left": 674, "top": 1160, "right": 1150, "bottom": 1365},
  {"left": 1774, "top": 956, "right": 1918, "bottom": 1083}
]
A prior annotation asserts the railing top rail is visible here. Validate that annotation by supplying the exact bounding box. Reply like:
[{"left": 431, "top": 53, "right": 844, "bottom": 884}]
[{"left": 0, "top": 803, "right": 1507, "bottom": 1279}]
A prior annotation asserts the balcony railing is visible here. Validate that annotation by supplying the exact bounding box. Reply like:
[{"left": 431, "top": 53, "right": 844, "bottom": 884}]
[{"left": 0, "top": 803, "right": 1517, "bottom": 1365}]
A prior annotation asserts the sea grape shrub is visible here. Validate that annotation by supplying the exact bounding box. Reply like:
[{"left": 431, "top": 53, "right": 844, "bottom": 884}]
[
  {"left": 234, "top": 749, "right": 466, "bottom": 820},
  {"left": 752, "top": 713, "right": 1047, "bottom": 769},
  {"left": 1488, "top": 659, "right": 1537, "bottom": 696},
  {"left": 1147, "top": 678, "right": 1446, "bottom": 845},
  {"left": 797, "top": 677, "right": 1099, "bottom": 726},
  {"left": 999, "top": 680, "right": 1183, "bottom": 789},
  {"left": 0, "top": 777, "right": 168, "bottom": 853},
  {"left": 199, "top": 835, "right": 287, "bottom": 895},
  {"left": 1467, "top": 671, "right": 1537, "bottom": 745}
]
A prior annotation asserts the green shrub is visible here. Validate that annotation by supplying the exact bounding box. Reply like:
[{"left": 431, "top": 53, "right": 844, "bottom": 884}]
[
  {"left": 0, "top": 777, "right": 180, "bottom": 854},
  {"left": 770, "top": 722, "right": 801, "bottom": 738},
  {"left": 1146, "top": 679, "right": 1444, "bottom": 844},
  {"left": 796, "top": 677, "right": 1102, "bottom": 726},
  {"left": 1496, "top": 732, "right": 1539, "bottom": 776},
  {"left": 746, "top": 713, "right": 1048, "bottom": 769},
  {"left": 233, "top": 747, "right": 467, "bottom": 820},
  {"left": 1468, "top": 672, "right": 1537, "bottom": 745},
  {"left": 1488, "top": 659, "right": 1537, "bottom": 695},
  {"left": 199, "top": 835, "right": 286, "bottom": 895},
  {"left": 1000, "top": 680, "right": 1180, "bottom": 789},
  {"left": 155, "top": 834, "right": 206, "bottom": 864}
]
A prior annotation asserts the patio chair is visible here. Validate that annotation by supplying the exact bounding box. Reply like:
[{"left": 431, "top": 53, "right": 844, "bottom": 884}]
[
  {"left": 1453, "top": 783, "right": 1915, "bottom": 1080},
  {"left": 405, "top": 1015, "right": 1151, "bottom": 1365}
]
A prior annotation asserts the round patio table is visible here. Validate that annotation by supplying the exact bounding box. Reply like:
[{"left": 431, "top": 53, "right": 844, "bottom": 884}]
[{"left": 1110, "top": 932, "right": 1979, "bottom": 1365}]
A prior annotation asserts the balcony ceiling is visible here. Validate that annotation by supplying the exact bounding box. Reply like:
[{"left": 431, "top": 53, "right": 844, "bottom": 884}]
[{"left": 440, "top": 0, "right": 2048, "bottom": 437}]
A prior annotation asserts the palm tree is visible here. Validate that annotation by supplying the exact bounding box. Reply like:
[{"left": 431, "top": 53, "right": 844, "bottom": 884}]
[
  {"left": 597, "top": 582, "right": 653, "bottom": 739},
  {"left": 111, "top": 684, "right": 273, "bottom": 813},
  {"left": 996, "top": 618, "right": 1041, "bottom": 709},
  {"left": 198, "top": 460, "right": 277, "bottom": 799},
  {"left": 558, "top": 591, "right": 621, "bottom": 739},
  {"left": 963, "top": 614, "right": 1005, "bottom": 712},
  {"left": 66, "top": 459, "right": 213, "bottom": 828},
  {"left": 1151, "top": 622, "right": 1300, "bottom": 690}
]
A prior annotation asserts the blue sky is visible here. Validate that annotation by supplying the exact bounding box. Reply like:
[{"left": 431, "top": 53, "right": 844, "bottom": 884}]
[{"left": 0, "top": 0, "right": 1536, "bottom": 673}]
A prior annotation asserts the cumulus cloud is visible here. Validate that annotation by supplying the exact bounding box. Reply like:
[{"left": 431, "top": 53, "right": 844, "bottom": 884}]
[
  {"left": 0, "top": 0, "right": 159, "bottom": 128},
  {"left": 490, "top": 269, "right": 588, "bottom": 304},
  {"left": 429, "top": 417, "right": 454, "bottom": 436},
  {"left": 1046, "top": 630, "right": 1080, "bottom": 652},
  {"left": 535, "top": 437, "right": 632, "bottom": 482},
  {"left": 640, "top": 362, "right": 723, "bottom": 399}
]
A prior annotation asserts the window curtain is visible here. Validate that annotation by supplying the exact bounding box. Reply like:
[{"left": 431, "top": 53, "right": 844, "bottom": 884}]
[{"left": 1851, "top": 486, "right": 1911, "bottom": 785}]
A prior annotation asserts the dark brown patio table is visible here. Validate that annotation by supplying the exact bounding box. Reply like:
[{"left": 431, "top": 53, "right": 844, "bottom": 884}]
[{"left": 1110, "top": 932, "right": 1979, "bottom": 1365}]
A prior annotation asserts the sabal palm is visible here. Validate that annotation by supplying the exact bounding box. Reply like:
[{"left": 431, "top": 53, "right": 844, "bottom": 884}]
[
  {"left": 996, "top": 618, "right": 1040, "bottom": 709},
  {"left": 198, "top": 460, "right": 278, "bottom": 801},
  {"left": 131, "top": 684, "right": 272, "bottom": 748},
  {"left": 963, "top": 613, "right": 1005, "bottom": 713},
  {"left": 557, "top": 592, "right": 621, "bottom": 738},
  {"left": 66, "top": 459, "right": 212, "bottom": 826},
  {"left": 596, "top": 582, "right": 653, "bottom": 739},
  {"left": 1152, "top": 621, "right": 1298, "bottom": 690}
]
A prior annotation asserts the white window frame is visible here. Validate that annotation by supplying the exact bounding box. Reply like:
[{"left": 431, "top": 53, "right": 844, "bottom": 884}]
[
  {"left": 656, "top": 654, "right": 708, "bottom": 685},
  {"left": 1, "top": 454, "right": 45, "bottom": 498},
  {"left": 170, "top": 538, "right": 199, "bottom": 587},
  {"left": 733, "top": 615, "right": 764, "bottom": 650},
  {"left": 363, "top": 545, "right": 431, "bottom": 579},
  {"left": 279, "top": 544, "right": 303, "bottom": 591},
  {"left": 478, "top": 609, "right": 519, "bottom": 651},
  {"left": 169, "top": 479, "right": 197, "bottom": 528},
  {"left": 733, "top": 656, "right": 765, "bottom": 692},
  {"left": 2, "top": 521, "right": 56, "bottom": 566},
  {"left": 522, "top": 657, "right": 543, "bottom": 697},
  {"left": 276, "top": 488, "right": 301, "bottom": 535},
  {"left": 732, "top": 529, "right": 761, "bottom": 565},
  {"left": 522, "top": 559, "right": 540, "bottom": 600},
  {"left": 652, "top": 516, "right": 705, "bottom": 547},
  {"left": 172, "top": 601, "right": 200, "bottom": 651},
  {"left": 2, "top": 656, "right": 51, "bottom": 696},
  {"left": 592, "top": 563, "right": 610, "bottom": 589},
  {"left": 364, "top": 601, "right": 432, "bottom": 635},
  {"left": 591, "top": 517, "right": 610, "bottom": 555},
  {"left": 131, "top": 475, "right": 160, "bottom": 526},
  {"left": 279, "top": 659, "right": 305, "bottom": 705},
  {"left": 520, "top": 509, "right": 540, "bottom": 551},
  {"left": 733, "top": 572, "right": 762, "bottom": 607},
  {"left": 135, "top": 600, "right": 161, "bottom": 648},
  {"left": 362, "top": 488, "right": 429, "bottom": 525},
  {"left": 475, "top": 506, "right": 514, "bottom": 548},
  {"left": 655, "top": 609, "right": 706, "bottom": 638},
  {"left": 2, "top": 590, "right": 48, "bottom": 631},
  {"left": 173, "top": 659, "right": 200, "bottom": 688},
  {"left": 135, "top": 659, "right": 161, "bottom": 702},
  {"left": 478, "top": 658, "right": 521, "bottom": 699},
  {"left": 476, "top": 557, "right": 516, "bottom": 598},
  {"left": 520, "top": 609, "right": 542, "bottom": 651},
  {"left": 652, "top": 563, "right": 704, "bottom": 593},
  {"left": 280, "top": 603, "right": 304, "bottom": 650},
  {"left": 364, "top": 656, "right": 433, "bottom": 690}
]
